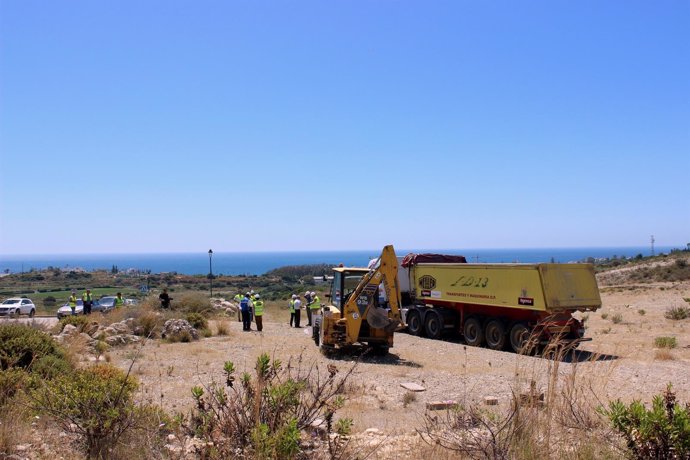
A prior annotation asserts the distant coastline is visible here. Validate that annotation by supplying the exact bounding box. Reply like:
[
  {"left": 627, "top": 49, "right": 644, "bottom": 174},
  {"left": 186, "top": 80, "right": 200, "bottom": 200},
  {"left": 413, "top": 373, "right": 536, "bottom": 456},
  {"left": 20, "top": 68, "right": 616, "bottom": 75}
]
[{"left": 0, "top": 246, "right": 681, "bottom": 277}]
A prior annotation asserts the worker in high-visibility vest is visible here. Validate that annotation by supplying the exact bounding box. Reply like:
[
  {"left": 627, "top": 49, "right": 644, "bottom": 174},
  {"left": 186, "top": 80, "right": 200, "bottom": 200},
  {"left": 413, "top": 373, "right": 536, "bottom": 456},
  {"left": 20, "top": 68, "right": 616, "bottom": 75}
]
[
  {"left": 82, "top": 289, "right": 93, "bottom": 315},
  {"left": 68, "top": 291, "right": 78, "bottom": 316},
  {"left": 114, "top": 292, "right": 125, "bottom": 308},
  {"left": 307, "top": 291, "right": 321, "bottom": 326},
  {"left": 288, "top": 294, "right": 296, "bottom": 327},
  {"left": 253, "top": 293, "right": 264, "bottom": 332}
]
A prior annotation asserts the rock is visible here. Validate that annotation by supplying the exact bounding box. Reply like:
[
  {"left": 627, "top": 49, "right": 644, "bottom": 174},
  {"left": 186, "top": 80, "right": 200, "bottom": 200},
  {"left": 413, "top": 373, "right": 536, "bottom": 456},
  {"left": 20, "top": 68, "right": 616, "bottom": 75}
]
[
  {"left": 400, "top": 382, "right": 426, "bottom": 392},
  {"left": 426, "top": 400, "right": 459, "bottom": 410},
  {"left": 105, "top": 334, "right": 141, "bottom": 346},
  {"left": 62, "top": 324, "right": 78, "bottom": 335},
  {"left": 162, "top": 319, "right": 199, "bottom": 341},
  {"left": 365, "top": 428, "right": 383, "bottom": 436}
]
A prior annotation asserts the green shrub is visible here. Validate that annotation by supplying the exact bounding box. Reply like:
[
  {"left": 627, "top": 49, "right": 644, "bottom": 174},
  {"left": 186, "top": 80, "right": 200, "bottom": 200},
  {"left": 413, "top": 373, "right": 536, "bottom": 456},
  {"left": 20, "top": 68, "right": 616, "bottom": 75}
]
[
  {"left": 57, "top": 314, "right": 89, "bottom": 332},
  {"left": 654, "top": 336, "right": 678, "bottom": 349},
  {"left": 601, "top": 384, "right": 690, "bottom": 459},
  {"left": 638, "top": 309, "right": 646, "bottom": 316},
  {"left": 0, "top": 368, "right": 29, "bottom": 406},
  {"left": 32, "top": 364, "right": 139, "bottom": 458},
  {"left": 189, "top": 353, "right": 355, "bottom": 458},
  {"left": 0, "top": 324, "right": 68, "bottom": 371},
  {"left": 601, "top": 313, "right": 609, "bottom": 320},
  {"left": 185, "top": 312, "right": 208, "bottom": 330},
  {"left": 611, "top": 313, "right": 623, "bottom": 324},
  {"left": 664, "top": 306, "right": 690, "bottom": 320},
  {"left": 174, "top": 292, "right": 213, "bottom": 315}
]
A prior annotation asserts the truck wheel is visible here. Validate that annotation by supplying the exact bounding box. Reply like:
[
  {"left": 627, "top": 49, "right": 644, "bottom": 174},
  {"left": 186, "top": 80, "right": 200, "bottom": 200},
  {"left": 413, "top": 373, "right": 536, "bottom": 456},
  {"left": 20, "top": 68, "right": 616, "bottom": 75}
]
[
  {"left": 485, "top": 320, "right": 506, "bottom": 350},
  {"left": 509, "top": 323, "right": 531, "bottom": 354},
  {"left": 407, "top": 310, "right": 424, "bottom": 336},
  {"left": 463, "top": 317, "right": 484, "bottom": 347},
  {"left": 424, "top": 310, "right": 443, "bottom": 340}
]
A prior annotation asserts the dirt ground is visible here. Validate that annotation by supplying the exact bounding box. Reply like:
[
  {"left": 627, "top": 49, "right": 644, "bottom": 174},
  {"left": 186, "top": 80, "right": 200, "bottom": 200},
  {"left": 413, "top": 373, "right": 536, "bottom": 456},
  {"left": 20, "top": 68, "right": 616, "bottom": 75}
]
[{"left": 111, "top": 278, "right": 690, "bottom": 440}]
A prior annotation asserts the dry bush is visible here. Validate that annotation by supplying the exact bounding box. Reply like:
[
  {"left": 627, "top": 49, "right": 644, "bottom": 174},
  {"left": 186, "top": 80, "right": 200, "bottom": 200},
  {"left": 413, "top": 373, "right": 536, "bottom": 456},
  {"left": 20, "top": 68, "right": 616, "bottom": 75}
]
[
  {"left": 172, "top": 292, "right": 213, "bottom": 315},
  {"left": 664, "top": 305, "right": 690, "bottom": 320},
  {"left": 215, "top": 320, "right": 230, "bottom": 336},
  {"left": 420, "top": 335, "right": 619, "bottom": 459},
  {"left": 0, "top": 397, "right": 31, "bottom": 457}
]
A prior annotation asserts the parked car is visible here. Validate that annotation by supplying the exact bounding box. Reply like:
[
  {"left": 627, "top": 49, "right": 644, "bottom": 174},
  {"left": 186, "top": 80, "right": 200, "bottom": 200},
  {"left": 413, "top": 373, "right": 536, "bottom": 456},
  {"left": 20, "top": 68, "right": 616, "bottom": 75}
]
[
  {"left": 0, "top": 298, "right": 36, "bottom": 317},
  {"left": 57, "top": 300, "right": 84, "bottom": 319},
  {"left": 93, "top": 296, "right": 116, "bottom": 313}
]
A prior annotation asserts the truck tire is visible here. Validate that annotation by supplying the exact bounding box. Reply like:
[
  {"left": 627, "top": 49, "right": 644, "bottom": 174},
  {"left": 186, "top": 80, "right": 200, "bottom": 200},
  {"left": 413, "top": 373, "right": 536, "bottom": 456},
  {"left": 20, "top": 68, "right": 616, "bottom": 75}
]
[
  {"left": 424, "top": 310, "right": 443, "bottom": 339},
  {"left": 407, "top": 310, "right": 424, "bottom": 336},
  {"left": 485, "top": 320, "right": 507, "bottom": 350},
  {"left": 463, "top": 317, "right": 484, "bottom": 347},
  {"left": 509, "top": 323, "right": 531, "bottom": 354}
]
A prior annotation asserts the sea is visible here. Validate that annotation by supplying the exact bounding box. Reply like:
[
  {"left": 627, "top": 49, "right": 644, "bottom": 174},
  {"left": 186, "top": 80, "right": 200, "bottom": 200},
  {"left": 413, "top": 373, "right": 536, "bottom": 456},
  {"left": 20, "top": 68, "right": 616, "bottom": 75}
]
[{"left": 0, "top": 246, "right": 680, "bottom": 276}]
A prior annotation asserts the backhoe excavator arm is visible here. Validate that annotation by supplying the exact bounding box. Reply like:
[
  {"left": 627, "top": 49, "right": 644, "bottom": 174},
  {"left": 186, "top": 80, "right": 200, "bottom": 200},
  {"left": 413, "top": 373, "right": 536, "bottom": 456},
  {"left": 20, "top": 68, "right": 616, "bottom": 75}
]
[{"left": 341, "top": 245, "right": 402, "bottom": 345}]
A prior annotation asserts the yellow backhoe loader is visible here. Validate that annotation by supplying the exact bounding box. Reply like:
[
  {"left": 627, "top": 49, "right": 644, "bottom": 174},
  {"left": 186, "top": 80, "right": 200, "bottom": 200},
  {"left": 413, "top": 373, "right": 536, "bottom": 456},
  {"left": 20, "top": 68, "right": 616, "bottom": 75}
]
[{"left": 312, "top": 245, "right": 402, "bottom": 354}]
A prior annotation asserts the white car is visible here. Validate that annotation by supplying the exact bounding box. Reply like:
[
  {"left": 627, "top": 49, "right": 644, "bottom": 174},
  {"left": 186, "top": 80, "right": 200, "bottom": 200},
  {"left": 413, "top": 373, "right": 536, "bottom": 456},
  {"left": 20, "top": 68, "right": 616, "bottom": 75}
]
[
  {"left": 57, "top": 300, "right": 84, "bottom": 319},
  {"left": 0, "top": 298, "right": 36, "bottom": 317}
]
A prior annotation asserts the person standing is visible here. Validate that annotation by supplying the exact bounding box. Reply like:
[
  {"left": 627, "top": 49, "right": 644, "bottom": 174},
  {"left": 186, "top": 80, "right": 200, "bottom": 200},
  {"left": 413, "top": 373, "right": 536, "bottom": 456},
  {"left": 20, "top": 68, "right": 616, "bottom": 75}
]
[
  {"left": 288, "top": 294, "right": 296, "bottom": 326},
  {"left": 114, "top": 292, "right": 125, "bottom": 308},
  {"left": 309, "top": 291, "right": 322, "bottom": 327},
  {"left": 293, "top": 295, "right": 302, "bottom": 328},
  {"left": 233, "top": 292, "right": 243, "bottom": 322},
  {"left": 82, "top": 289, "right": 93, "bottom": 315},
  {"left": 159, "top": 289, "right": 171, "bottom": 309},
  {"left": 240, "top": 293, "right": 252, "bottom": 331},
  {"left": 305, "top": 291, "right": 314, "bottom": 326},
  {"left": 253, "top": 294, "right": 264, "bottom": 332},
  {"left": 68, "top": 290, "right": 78, "bottom": 315}
]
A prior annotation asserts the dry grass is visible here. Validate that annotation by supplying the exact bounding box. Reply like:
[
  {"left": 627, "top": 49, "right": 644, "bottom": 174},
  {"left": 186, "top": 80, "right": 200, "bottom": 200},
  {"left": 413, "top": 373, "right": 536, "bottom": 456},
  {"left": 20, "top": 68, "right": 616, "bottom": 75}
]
[{"left": 654, "top": 349, "right": 675, "bottom": 361}]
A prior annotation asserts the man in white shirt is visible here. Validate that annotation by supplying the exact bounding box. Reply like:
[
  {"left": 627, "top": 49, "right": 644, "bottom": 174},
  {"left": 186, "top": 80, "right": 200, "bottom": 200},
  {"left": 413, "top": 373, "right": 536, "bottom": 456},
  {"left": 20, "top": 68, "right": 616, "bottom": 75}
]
[{"left": 293, "top": 295, "right": 302, "bottom": 328}]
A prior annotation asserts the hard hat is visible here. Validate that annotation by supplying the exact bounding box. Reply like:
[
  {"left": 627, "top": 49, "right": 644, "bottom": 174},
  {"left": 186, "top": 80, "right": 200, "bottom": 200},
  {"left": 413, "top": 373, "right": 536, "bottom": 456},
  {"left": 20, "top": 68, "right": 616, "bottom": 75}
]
[
  {"left": 250, "top": 290, "right": 254, "bottom": 294},
  {"left": 254, "top": 294, "right": 260, "bottom": 299},
  {"left": 246, "top": 292, "right": 251, "bottom": 296},
  {"left": 292, "top": 294, "right": 297, "bottom": 299},
  {"left": 305, "top": 291, "right": 310, "bottom": 296},
  {"left": 311, "top": 291, "right": 316, "bottom": 296}
]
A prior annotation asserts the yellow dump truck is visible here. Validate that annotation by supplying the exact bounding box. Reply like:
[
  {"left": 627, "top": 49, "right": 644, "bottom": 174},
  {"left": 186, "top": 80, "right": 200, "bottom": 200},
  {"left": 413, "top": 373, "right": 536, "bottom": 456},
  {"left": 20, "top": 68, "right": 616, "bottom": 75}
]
[{"left": 400, "top": 253, "right": 602, "bottom": 352}]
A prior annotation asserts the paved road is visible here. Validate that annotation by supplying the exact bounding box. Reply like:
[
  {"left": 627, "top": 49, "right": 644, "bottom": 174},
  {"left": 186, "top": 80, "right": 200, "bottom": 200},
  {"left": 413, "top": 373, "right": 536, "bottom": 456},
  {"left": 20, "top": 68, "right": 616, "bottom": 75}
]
[{"left": 0, "top": 316, "right": 58, "bottom": 328}]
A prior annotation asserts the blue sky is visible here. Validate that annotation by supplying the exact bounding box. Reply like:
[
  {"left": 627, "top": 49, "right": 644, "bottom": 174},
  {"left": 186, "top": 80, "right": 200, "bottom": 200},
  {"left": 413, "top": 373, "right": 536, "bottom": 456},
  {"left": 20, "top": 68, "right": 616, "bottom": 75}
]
[{"left": 1, "top": 0, "right": 688, "bottom": 254}]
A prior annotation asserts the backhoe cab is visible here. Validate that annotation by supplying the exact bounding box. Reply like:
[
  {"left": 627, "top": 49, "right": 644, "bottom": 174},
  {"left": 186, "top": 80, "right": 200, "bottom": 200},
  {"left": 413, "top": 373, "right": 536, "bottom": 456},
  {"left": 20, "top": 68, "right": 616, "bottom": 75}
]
[{"left": 313, "top": 245, "right": 402, "bottom": 354}]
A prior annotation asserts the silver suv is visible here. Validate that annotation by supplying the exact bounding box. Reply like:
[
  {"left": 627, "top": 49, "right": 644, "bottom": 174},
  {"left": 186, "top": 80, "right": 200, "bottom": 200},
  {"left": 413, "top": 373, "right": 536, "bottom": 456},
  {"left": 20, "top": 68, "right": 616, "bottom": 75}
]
[{"left": 0, "top": 298, "right": 36, "bottom": 317}]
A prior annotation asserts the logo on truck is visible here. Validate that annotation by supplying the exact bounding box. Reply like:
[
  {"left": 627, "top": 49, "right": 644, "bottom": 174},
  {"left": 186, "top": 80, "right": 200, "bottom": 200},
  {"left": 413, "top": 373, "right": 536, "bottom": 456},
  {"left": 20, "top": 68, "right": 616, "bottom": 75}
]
[{"left": 418, "top": 275, "right": 436, "bottom": 290}]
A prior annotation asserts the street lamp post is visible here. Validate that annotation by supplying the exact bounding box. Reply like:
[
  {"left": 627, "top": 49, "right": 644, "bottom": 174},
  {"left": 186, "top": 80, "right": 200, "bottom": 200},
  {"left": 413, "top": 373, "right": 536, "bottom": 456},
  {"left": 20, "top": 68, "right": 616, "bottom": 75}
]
[{"left": 208, "top": 249, "right": 213, "bottom": 297}]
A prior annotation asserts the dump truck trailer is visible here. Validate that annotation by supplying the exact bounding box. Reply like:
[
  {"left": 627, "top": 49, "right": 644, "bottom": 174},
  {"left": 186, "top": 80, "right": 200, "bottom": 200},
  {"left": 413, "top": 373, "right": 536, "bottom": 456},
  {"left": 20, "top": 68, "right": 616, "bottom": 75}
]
[{"left": 398, "top": 254, "right": 602, "bottom": 352}]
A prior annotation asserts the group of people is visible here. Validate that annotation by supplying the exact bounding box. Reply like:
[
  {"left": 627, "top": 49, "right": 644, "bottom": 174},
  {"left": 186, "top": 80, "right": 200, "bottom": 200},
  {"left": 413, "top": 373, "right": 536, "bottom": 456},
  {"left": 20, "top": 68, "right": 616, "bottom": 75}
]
[
  {"left": 232, "top": 291, "right": 265, "bottom": 332},
  {"left": 288, "top": 291, "right": 321, "bottom": 328},
  {"left": 228, "top": 290, "right": 321, "bottom": 332},
  {"left": 66, "top": 289, "right": 125, "bottom": 315}
]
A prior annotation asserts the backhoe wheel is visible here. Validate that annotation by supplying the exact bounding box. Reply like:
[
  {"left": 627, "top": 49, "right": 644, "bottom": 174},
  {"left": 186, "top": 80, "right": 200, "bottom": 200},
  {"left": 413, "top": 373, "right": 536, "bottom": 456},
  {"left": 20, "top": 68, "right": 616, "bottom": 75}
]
[
  {"left": 313, "top": 317, "right": 322, "bottom": 347},
  {"left": 509, "top": 323, "right": 531, "bottom": 354},
  {"left": 485, "top": 320, "right": 507, "bottom": 350},
  {"left": 463, "top": 317, "right": 484, "bottom": 347},
  {"left": 424, "top": 310, "right": 443, "bottom": 340},
  {"left": 407, "top": 310, "right": 423, "bottom": 336}
]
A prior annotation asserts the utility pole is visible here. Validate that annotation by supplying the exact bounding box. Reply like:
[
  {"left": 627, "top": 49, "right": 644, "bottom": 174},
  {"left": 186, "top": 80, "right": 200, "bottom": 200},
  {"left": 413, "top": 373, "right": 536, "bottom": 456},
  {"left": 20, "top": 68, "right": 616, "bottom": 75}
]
[
  {"left": 208, "top": 249, "right": 214, "bottom": 297},
  {"left": 650, "top": 235, "right": 655, "bottom": 257}
]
